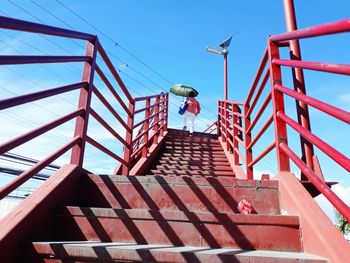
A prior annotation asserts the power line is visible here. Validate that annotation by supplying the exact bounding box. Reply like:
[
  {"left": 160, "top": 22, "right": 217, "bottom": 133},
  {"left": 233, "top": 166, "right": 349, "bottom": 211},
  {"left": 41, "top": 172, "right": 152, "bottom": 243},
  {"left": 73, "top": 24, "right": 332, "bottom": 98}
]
[{"left": 52, "top": 0, "right": 218, "bottom": 119}]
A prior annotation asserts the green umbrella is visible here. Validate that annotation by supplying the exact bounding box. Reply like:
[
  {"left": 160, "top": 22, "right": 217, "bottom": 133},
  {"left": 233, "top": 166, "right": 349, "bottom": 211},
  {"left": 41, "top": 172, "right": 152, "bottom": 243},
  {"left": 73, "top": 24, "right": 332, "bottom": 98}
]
[{"left": 169, "top": 84, "right": 199, "bottom": 97}]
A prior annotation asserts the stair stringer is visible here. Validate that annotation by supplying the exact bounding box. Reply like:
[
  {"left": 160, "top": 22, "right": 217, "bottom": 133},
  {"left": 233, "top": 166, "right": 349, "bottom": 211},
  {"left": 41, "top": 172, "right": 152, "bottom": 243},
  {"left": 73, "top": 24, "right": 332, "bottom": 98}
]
[
  {"left": 277, "top": 171, "right": 350, "bottom": 263},
  {"left": 0, "top": 164, "right": 82, "bottom": 262}
]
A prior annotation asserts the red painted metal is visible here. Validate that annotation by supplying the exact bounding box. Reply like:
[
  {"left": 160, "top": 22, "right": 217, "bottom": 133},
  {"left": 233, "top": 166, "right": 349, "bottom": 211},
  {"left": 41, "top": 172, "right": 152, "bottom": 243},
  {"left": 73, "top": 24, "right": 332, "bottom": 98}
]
[
  {"left": 142, "top": 98, "right": 151, "bottom": 158},
  {"left": 274, "top": 59, "right": 350, "bottom": 75},
  {"left": 283, "top": 0, "right": 314, "bottom": 180},
  {"left": 89, "top": 108, "right": 128, "bottom": 147},
  {"left": 0, "top": 137, "right": 80, "bottom": 199},
  {"left": 70, "top": 39, "right": 98, "bottom": 166},
  {"left": 245, "top": 92, "right": 271, "bottom": 134},
  {"left": 278, "top": 111, "right": 350, "bottom": 172},
  {"left": 271, "top": 18, "right": 350, "bottom": 42},
  {"left": 86, "top": 136, "right": 127, "bottom": 166},
  {"left": 279, "top": 142, "right": 350, "bottom": 222},
  {"left": 0, "top": 55, "right": 90, "bottom": 65},
  {"left": 92, "top": 86, "right": 130, "bottom": 131},
  {"left": 0, "top": 108, "right": 84, "bottom": 155},
  {"left": 245, "top": 48, "right": 268, "bottom": 105},
  {"left": 0, "top": 82, "right": 85, "bottom": 110},
  {"left": 97, "top": 44, "right": 134, "bottom": 103},
  {"left": 95, "top": 65, "right": 131, "bottom": 116},
  {"left": 247, "top": 141, "right": 275, "bottom": 168},
  {"left": 0, "top": 15, "right": 95, "bottom": 40},
  {"left": 246, "top": 114, "right": 273, "bottom": 150},
  {"left": 276, "top": 84, "right": 350, "bottom": 124},
  {"left": 268, "top": 40, "right": 290, "bottom": 172},
  {"left": 122, "top": 101, "right": 135, "bottom": 175}
]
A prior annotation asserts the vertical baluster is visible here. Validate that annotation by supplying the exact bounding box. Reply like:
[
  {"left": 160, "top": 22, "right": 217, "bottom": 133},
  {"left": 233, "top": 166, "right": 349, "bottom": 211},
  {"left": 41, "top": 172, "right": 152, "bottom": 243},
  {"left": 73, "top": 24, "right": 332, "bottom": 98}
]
[
  {"left": 268, "top": 39, "right": 290, "bottom": 173},
  {"left": 71, "top": 38, "right": 98, "bottom": 166},
  {"left": 142, "top": 98, "right": 150, "bottom": 158}
]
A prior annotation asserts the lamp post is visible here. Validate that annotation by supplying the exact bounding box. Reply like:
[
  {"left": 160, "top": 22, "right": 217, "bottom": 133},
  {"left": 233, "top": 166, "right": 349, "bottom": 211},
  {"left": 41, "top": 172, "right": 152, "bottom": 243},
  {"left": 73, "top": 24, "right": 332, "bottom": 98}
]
[{"left": 206, "top": 36, "right": 232, "bottom": 100}]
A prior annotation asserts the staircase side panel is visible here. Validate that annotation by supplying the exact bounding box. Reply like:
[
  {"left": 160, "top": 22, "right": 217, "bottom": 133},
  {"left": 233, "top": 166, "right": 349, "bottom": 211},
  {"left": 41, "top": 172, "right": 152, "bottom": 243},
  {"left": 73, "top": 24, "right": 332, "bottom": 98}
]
[
  {"left": 0, "top": 164, "right": 82, "bottom": 262},
  {"left": 278, "top": 171, "right": 350, "bottom": 263}
]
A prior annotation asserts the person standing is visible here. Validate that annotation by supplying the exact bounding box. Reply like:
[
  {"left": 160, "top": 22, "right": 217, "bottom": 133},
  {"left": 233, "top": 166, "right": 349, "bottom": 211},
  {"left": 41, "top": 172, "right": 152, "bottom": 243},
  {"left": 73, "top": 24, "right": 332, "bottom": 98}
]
[{"left": 183, "top": 91, "right": 201, "bottom": 135}]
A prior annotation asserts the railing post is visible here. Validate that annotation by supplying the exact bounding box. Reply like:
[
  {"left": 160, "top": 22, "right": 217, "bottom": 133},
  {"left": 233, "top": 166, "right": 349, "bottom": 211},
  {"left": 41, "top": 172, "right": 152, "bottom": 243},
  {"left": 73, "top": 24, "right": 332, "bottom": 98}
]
[
  {"left": 268, "top": 39, "right": 291, "bottom": 173},
  {"left": 164, "top": 93, "right": 168, "bottom": 132},
  {"left": 70, "top": 38, "right": 98, "bottom": 166},
  {"left": 225, "top": 101, "right": 230, "bottom": 150},
  {"left": 153, "top": 96, "right": 160, "bottom": 144},
  {"left": 122, "top": 100, "right": 135, "bottom": 175},
  {"left": 244, "top": 104, "right": 253, "bottom": 179},
  {"left": 159, "top": 94, "right": 165, "bottom": 137},
  {"left": 232, "top": 103, "right": 240, "bottom": 166},
  {"left": 283, "top": 0, "right": 314, "bottom": 179},
  {"left": 142, "top": 98, "right": 150, "bottom": 158}
]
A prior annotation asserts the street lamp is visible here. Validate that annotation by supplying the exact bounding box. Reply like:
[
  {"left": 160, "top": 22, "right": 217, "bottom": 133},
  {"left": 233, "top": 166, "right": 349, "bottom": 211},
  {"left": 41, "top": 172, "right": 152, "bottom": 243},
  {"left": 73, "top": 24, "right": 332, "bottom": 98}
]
[{"left": 206, "top": 36, "right": 232, "bottom": 100}]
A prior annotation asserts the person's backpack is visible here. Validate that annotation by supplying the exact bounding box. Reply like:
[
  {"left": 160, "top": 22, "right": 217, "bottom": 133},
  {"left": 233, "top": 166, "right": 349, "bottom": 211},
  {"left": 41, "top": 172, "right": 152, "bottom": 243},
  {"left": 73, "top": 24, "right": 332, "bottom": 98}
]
[{"left": 178, "top": 100, "right": 188, "bottom": 115}]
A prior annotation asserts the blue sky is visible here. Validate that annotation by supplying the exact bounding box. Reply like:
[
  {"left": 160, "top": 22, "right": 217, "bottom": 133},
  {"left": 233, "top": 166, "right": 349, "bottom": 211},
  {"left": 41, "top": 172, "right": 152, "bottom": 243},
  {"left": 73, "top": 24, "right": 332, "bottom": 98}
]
[{"left": 0, "top": 1, "right": 349, "bottom": 220}]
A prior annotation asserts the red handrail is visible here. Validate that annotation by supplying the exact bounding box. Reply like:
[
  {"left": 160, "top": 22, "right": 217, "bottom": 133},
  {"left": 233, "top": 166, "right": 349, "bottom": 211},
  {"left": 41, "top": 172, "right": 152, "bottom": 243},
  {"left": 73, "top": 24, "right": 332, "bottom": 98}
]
[
  {"left": 215, "top": 16, "right": 350, "bottom": 222},
  {"left": 0, "top": 15, "right": 169, "bottom": 198}
]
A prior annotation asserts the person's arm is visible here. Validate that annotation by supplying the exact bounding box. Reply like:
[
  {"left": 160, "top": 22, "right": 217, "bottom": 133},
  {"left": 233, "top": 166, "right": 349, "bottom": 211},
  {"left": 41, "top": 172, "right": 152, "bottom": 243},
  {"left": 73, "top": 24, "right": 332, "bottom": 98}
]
[{"left": 196, "top": 101, "right": 201, "bottom": 115}]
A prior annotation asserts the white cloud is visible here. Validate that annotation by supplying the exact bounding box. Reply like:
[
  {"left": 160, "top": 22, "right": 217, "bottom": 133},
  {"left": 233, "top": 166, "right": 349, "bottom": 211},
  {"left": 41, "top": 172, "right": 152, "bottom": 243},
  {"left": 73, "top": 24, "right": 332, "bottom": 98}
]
[{"left": 315, "top": 183, "right": 350, "bottom": 224}]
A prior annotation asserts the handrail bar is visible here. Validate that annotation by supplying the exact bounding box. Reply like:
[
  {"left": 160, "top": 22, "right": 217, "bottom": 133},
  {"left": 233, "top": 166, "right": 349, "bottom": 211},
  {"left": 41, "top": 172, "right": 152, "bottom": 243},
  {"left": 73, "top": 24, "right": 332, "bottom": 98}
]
[
  {"left": 276, "top": 84, "right": 350, "bottom": 124},
  {"left": 280, "top": 142, "right": 350, "bottom": 222},
  {"left": 278, "top": 111, "right": 350, "bottom": 172},
  {"left": 0, "top": 15, "right": 95, "bottom": 40},
  {"left": 86, "top": 136, "right": 127, "bottom": 166},
  {"left": 134, "top": 93, "right": 165, "bottom": 102},
  {"left": 97, "top": 44, "right": 133, "bottom": 103},
  {"left": 0, "top": 108, "right": 84, "bottom": 156},
  {"left": 132, "top": 115, "right": 166, "bottom": 145},
  {"left": 90, "top": 108, "right": 129, "bottom": 147},
  {"left": 134, "top": 102, "right": 162, "bottom": 115},
  {"left": 0, "top": 136, "right": 81, "bottom": 200},
  {"left": 235, "top": 135, "right": 245, "bottom": 148},
  {"left": 245, "top": 69, "right": 270, "bottom": 118},
  {"left": 246, "top": 114, "right": 274, "bottom": 150},
  {"left": 247, "top": 141, "right": 275, "bottom": 168},
  {"left": 234, "top": 148, "right": 246, "bottom": 165},
  {"left": 246, "top": 92, "right": 272, "bottom": 134},
  {"left": 92, "top": 86, "right": 130, "bottom": 132},
  {"left": 0, "top": 55, "right": 90, "bottom": 65},
  {"left": 273, "top": 59, "right": 350, "bottom": 76},
  {"left": 0, "top": 82, "right": 86, "bottom": 111},
  {"left": 271, "top": 18, "right": 350, "bottom": 42},
  {"left": 95, "top": 65, "right": 131, "bottom": 116},
  {"left": 133, "top": 112, "right": 158, "bottom": 129},
  {"left": 245, "top": 48, "right": 268, "bottom": 104},
  {"left": 131, "top": 123, "right": 166, "bottom": 159}
]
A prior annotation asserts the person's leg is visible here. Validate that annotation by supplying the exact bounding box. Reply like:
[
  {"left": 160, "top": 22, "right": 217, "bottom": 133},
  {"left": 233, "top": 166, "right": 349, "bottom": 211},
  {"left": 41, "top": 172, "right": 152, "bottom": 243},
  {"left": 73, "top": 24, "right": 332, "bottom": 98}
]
[
  {"left": 182, "top": 112, "right": 187, "bottom": 130},
  {"left": 188, "top": 112, "right": 195, "bottom": 134}
]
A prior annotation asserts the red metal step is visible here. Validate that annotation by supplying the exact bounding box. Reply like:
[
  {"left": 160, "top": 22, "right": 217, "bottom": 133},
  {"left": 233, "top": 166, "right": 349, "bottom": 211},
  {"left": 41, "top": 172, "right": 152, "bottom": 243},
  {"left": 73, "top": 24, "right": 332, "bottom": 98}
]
[
  {"left": 19, "top": 241, "right": 327, "bottom": 263},
  {"left": 78, "top": 175, "right": 280, "bottom": 215},
  {"left": 52, "top": 206, "right": 302, "bottom": 252}
]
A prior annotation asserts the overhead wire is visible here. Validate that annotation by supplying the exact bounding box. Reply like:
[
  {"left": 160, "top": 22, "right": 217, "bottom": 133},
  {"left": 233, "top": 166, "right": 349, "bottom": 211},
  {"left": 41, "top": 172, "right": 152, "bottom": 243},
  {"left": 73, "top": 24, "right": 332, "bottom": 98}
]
[{"left": 52, "top": 0, "right": 218, "bottom": 121}]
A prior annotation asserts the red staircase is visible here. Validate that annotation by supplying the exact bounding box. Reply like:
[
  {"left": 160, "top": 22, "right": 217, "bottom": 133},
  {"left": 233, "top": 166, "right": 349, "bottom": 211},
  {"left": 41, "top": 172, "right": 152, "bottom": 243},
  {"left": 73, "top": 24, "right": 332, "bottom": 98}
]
[
  {"left": 11, "top": 129, "right": 327, "bottom": 262},
  {"left": 1, "top": 9, "right": 350, "bottom": 263}
]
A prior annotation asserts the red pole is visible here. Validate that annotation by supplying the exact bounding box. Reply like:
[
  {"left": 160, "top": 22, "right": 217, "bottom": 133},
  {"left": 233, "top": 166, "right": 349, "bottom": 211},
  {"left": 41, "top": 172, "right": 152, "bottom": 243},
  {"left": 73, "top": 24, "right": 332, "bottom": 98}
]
[
  {"left": 223, "top": 52, "right": 228, "bottom": 100},
  {"left": 283, "top": 0, "right": 314, "bottom": 177},
  {"left": 70, "top": 38, "right": 98, "bottom": 166}
]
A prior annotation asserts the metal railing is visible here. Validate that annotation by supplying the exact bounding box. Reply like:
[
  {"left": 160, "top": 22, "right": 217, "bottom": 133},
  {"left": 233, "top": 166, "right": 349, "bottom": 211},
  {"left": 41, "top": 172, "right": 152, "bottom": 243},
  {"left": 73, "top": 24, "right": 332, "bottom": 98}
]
[
  {"left": 216, "top": 18, "right": 350, "bottom": 222},
  {"left": 0, "top": 16, "right": 168, "bottom": 199}
]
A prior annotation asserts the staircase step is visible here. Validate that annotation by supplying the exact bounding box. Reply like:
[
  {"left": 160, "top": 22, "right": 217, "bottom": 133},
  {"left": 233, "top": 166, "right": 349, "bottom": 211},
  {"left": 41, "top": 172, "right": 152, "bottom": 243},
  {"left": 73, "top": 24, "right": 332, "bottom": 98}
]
[
  {"left": 20, "top": 241, "right": 327, "bottom": 263},
  {"left": 149, "top": 169, "right": 234, "bottom": 177},
  {"left": 159, "top": 155, "right": 229, "bottom": 162},
  {"left": 53, "top": 207, "right": 302, "bottom": 252},
  {"left": 156, "top": 159, "right": 230, "bottom": 166},
  {"left": 152, "top": 165, "right": 233, "bottom": 171},
  {"left": 78, "top": 175, "right": 280, "bottom": 215}
]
